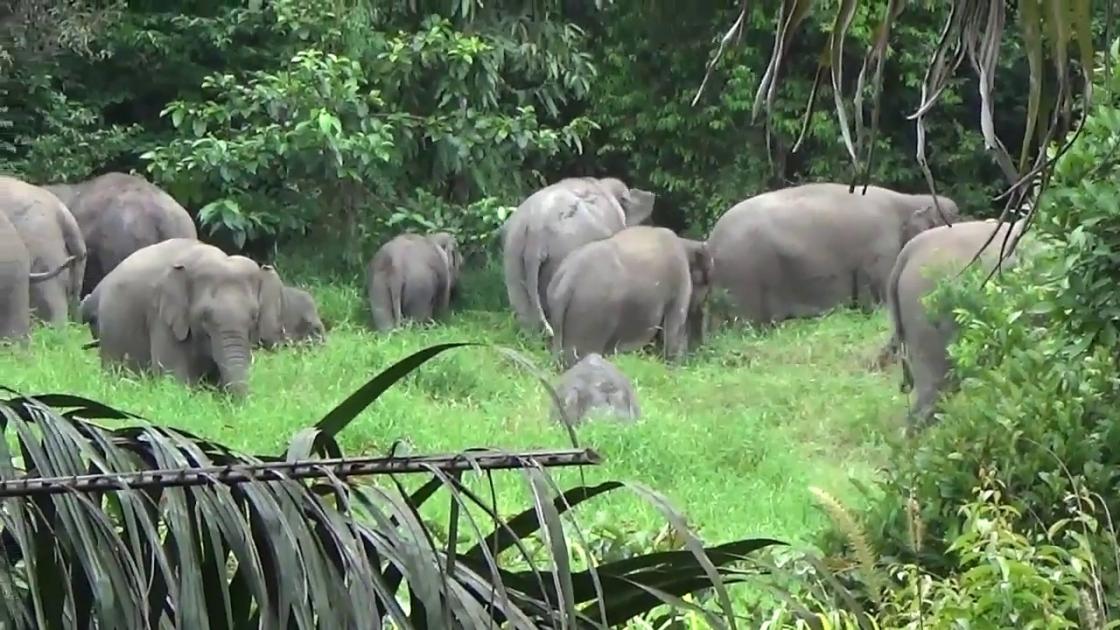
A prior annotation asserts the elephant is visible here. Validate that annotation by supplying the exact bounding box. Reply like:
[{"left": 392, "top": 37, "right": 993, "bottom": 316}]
[
  {"left": 0, "top": 211, "right": 79, "bottom": 341},
  {"left": 706, "top": 182, "right": 963, "bottom": 326},
  {"left": 366, "top": 232, "right": 463, "bottom": 332},
  {"left": 0, "top": 176, "right": 88, "bottom": 324},
  {"left": 887, "top": 218, "right": 1027, "bottom": 432},
  {"left": 546, "top": 225, "right": 714, "bottom": 368},
  {"left": 274, "top": 285, "right": 327, "bottom": 346},
  {"left": 81, "top": 238, "right": 284, "bottom": 398},
  {"left": 503, "top": 176, "right": 656, "bottom": 337},
  {"left": 45, "top": 171, "right": 198, "bottom": 296},
  {"left": 550, "top": 352, "right": 641, "bottom": 426}
]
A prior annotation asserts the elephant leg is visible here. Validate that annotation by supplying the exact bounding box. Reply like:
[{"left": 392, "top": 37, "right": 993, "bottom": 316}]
[
  {"left": 904, "top": 338, "right": 951, "bottom": 434},
  {"left": 369, "top": 274, "right": 400, "bottom": 332},
  {"left": 660, "top": 297, "right": 689, "bottom": 364},
  {"left": 29, "top": 278, "right": 68, "bottom": 326},
  {"left": 402, "top": 283, "right": 436, "bottom": 323},
  {"left": 150, "top": 324, "right": 201, "bottom": 386}
]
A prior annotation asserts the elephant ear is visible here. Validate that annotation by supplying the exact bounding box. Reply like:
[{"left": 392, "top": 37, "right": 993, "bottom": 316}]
[
  {"left": 622, "top": 188, "right": 656, "bottom": 226},
  {"left": 901, "top": 205, "right": 939, "bottom": 245},
  {"left": 256, "top": 264, "right": 286, "bottom": 347},
  {"left": 156, "top": 263, "right": 191, "bottom": 342}
]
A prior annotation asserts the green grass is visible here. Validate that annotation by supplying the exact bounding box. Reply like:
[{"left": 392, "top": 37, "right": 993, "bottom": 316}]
[{"left": 0, "top": 262, "right": 906, "bottom": 552}]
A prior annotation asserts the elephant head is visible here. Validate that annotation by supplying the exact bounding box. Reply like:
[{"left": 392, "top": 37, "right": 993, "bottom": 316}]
[
  {"left": 280, "top": 285, "right": 326, "bottom": 345},
  {"left": 901, "top": 196, "right": 962, "bottom": 244},
  {"left": 429, "top": 232, "right": 463, "bottom": 290},
  {"left": 595, "top": 177, "right": 656, "bottom": 227},
  {"left": 680, "top": 238, "right": 715, "bottom": 347},
  {"left": 155, "top": 256, "right": 282, "bottom": 397}
]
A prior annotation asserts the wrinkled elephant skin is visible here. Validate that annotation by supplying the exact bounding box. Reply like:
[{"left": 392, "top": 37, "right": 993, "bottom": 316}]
[
  {"left": 707, "top": 182, "right": 961, "bottom": 326},
  {"left": 546, "top": 226, "right": 712, "bottom": 368},
  {"left": 49, "top": 172, "right": 197, "bottom": 296}
]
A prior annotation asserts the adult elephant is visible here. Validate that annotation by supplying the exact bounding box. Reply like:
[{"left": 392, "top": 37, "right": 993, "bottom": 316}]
[
  {"left": 45, "top": 172, "right": 198, "bottom": 296},
  {"left": 81, "top": 238, "right": 283, "bottom": 398},
  {"left": 0, "top": 176, "right": 87, "bottom": 323},
  {"left": 0, "top": 211, "right": 79, "bottom": 341},
  {"left": 503, "top": 176, "right": 656, "bottom": 337},
  {"left": 707, "top": 182, "right": 962, "bottom": 325},
  {"left": 888, "top": 218, "right": 1027, "bottom": 433},
  {"left": 546, "top": 226, "right": 713, "bottom": 368}
]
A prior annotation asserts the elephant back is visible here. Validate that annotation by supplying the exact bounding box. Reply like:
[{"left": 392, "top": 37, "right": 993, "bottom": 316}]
[{"left": 71, "top": 172, "right": 198, "bottom": 240}]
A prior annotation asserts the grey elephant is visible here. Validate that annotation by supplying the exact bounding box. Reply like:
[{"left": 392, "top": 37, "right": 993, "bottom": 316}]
[
  {"left": 0, "top": 176, "right": 87, "bottom": 324},
  {"left": 367, "top": 232, "right": 463, "bottom": 332},
  {"left": 888, "top": 219, "right": 1026, "bottom": 432},
  {"left": 0, "top": 211, "right": 79, "bottom": 341},
  {"left": 81, "top": 238, "right": 283, "bottom": 398},
  {"left": 551, "top": 352, "right": 641, "bottom": 426},
  {"left": 274, "top": 285, "right": 327, "bottom": 346},
  {"left": 503, "top": 176, "right": 656, "bottom": 337},
  {"left": 45, "top": 171, "right": 197, "bottom": 296},
  {"left": 546, "top": 225, "right": 713, "bottom": 368},
  {"left": 707, "top": 182, "right": 962, "bottom": 325}
]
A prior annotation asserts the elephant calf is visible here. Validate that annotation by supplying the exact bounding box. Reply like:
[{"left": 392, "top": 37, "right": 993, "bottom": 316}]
[
  {"left": 887, "top": 218, "right": 1026, "bottom": 432},
  {"left": 276, "top": 285, "right": 326, "bottom": 345},
  {"left": 546, "top": 225, "right": 713, "bottom": 368},
  {"left": 551, "top": 353, "right": 640, "bottom": 426},
  {"left": 81, "top": 238, "right": 285, "bottom": 398},
  {"left": 367, "top": 232, "right": 463, "bottom": 332}
]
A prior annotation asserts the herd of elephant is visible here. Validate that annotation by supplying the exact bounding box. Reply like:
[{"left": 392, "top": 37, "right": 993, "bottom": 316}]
[
  {"left": 498, "top": 176, "right": 1026, "bottom": 431},
  {"left": 0, "top": 170, "right": 1025, "bottom": 431}
]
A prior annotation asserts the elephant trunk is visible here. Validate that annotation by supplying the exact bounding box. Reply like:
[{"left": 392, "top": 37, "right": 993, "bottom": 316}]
[{"left": 212, "top": 328, "right": 251, "bottom": 398}]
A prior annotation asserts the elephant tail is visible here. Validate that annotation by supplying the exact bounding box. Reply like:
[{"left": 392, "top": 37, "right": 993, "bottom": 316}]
[
  {"left": 29, "top": 255, "right": 77, "bottom": 284},
  {"left": 548, "top": 263, "right": 574, "bottom": 360}
]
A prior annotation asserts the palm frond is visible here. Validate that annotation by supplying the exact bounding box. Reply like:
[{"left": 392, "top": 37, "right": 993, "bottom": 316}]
[{"left": 0, "top": 343, "right": 785, "bottom": 628}]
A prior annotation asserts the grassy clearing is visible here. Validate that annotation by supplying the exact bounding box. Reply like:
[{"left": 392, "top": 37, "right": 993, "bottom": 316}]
[{"left": 0, "top": 261, "right": 905, "bottom": 551}]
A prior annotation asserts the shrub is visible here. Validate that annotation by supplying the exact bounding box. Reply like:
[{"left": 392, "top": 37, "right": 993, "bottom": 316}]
[{"left": 759, "top": 469, "right": 1117, "bottom": 627}]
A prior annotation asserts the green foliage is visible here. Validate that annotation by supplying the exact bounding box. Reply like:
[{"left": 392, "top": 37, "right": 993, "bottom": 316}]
[
  {"left": 0, "top": 343, "right": 785, "bottom": 627},
  {"left": 577, "top": 2, "right": 1013, "bottom": 234},
  {"left": 759, "top": 470, "right": 1117, "bottom": 627},
  {"left": 852, "top": 39, "right": 1120, "bottom": 614},
  {"left": 138, "top": 1, "right": 597, "bottom": 257}
]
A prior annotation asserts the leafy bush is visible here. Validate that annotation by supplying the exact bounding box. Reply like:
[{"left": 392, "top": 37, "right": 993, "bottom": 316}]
[
  {"left": 759, "top": 469, "right": 1117, "bottom": 627},
  {"left": 140, "top": 2, "right": 597, "bottom": 258},
  {"left": 0, "top": 342, "right": 785, "bottom": 627}
]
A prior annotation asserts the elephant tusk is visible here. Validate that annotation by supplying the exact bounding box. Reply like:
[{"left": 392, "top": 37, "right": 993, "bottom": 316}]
[{"left": 543, "top": 319, "right": 555, "bottom": 338}]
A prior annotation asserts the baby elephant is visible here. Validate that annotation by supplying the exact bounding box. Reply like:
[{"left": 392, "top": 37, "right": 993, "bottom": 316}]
[
  {"left": 367, "top": 232, "right": 463, "bottom": 331},
  {"left": 546, "top": 225, "right": 714, "bottom": 368},
  {"left": 551, "top": 353, "right": 640, "bottom": 426}
]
